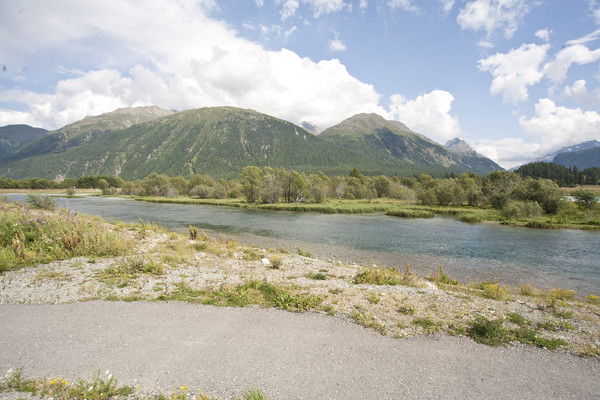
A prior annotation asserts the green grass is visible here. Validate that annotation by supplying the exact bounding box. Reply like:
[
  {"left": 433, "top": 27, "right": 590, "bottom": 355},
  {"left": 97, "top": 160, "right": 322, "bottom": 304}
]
[
  {"left": 386, "top": 209, "right": 435, "bottom": 218},
  {"left": 0, "top": 202, "right": 133, "bottom": 272},
  {"left": 157, "top": 279, "right": 322, "bottom": 312},
  {"left": 353, "top": 266, "right": 413, "bottom": 286},
  {"left": 467, "top": 316, "right": 568, "bottom": 350}
]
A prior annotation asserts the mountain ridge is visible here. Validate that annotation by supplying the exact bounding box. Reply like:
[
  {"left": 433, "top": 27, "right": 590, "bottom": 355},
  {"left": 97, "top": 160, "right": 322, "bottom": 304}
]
[{"left": 0, "top": 107, "right": 502, "bottom": 180}]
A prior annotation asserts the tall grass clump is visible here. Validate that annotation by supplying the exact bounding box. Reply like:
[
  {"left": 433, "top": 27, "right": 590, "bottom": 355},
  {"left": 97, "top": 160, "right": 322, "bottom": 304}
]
[
  {"left": 386, "top": 209, "right": 435, "bottom": 219},
  {"left": 0, "top": 202, "right": 133, "bottom": 271},
  {"left": 354, "top": 265, "right": 413, "bottom": 286}
]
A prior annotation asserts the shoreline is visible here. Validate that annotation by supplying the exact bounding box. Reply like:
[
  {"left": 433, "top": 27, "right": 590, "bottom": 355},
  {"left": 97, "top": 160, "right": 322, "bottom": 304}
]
[{"left": 1, "top": 218, "right": 598, "bottom": 358}]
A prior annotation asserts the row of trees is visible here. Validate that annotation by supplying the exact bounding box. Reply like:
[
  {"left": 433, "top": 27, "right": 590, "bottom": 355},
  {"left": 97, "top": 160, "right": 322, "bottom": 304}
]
[
  {"left": 127, "top": 167, "right": 568, "bottom": 215},
  {"left": 517, "top": 162, "right": 600, "bottom": 186},
  {"left": 0, "top": 175, "right": 124, "bottom": 190},
  {"left": 2, "top": 168, "right": 593, "bottom": 215}
]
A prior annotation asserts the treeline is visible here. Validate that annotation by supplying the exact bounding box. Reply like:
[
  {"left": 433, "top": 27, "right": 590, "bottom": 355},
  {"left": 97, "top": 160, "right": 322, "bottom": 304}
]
[
  {"left": 516, "top": 162, "right": 600, "bottom": 186},
  {"left": 0, "top": 175, "right": 124, "bottom": 190},
  {"left": 129, "top": 167, "right": 569, "bottom": 216},
  {"left": 2, "top": 168, "right": 587, "bottom": 216}
]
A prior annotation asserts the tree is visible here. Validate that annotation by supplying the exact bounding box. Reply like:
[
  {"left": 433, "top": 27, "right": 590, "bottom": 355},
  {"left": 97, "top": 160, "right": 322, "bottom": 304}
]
[
  {"left": 572, "top": 189, "right": 598, "bottom": 210},
  {"left": 241, "top": 166, "right": 263, "bottom": 203},
  {"left": 373, "top": 175, "right": 391, "bottom": 198}
]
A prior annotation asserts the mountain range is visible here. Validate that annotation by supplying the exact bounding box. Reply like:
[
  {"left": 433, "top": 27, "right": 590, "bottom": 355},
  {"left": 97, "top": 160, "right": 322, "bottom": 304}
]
[
  {"left": 0, "top": 106, "right": 502, "bottom": 180},
  {"left": 0, "top": 125, "right": 48, "bottom": 156},
  {"left": 548, "top": 140, "right": 600, "bottom": 169}
]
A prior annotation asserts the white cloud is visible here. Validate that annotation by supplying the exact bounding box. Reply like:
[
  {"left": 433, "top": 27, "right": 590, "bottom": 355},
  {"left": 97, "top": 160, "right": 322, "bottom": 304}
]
[
  {"left": 329, "top": 37, "right": 347, "bottom": 51},
  {"left": 438, "top": 0, "right": 455, "bottom": 14},
  {"left": 535, "top": 28, "right": 551, "bottom": 42},
  {"left": 566, "top": 28, "right": 600, "bottom": 46},
  {"left": 303, "top": 0, "right": 349, "bottom": 17},
  {"left": 255, "top": 0, "right": 265, "bottom": 6},
  {"left": 359, "top": 0, "right": 368, "bottom": 10},
  {"left": 478, "top": 43, "right": 549, "bottom": 103},
  {"left": 457, "top": 0, "right": 530, "bottom": 39},
  {"left": 388, "top": 90, "right": 462, "bottom": 142},
  {"left": 281, "top": 0, "right": 299, "bottom": 20},
  {"left": 387, "top": 0, "right": 420, "bottom": 13},
  {"left": 542, "top": 44, "right": 600, "bottom": 83},
  {"left": 519, "top": 98, "right": 600, "bottom": 154},
  {"left": 472, "top": 137, "right": 541, "bottom": 169},
  {"left": 564, "top": 79, "right": 600, "bottom": 105},
  {"left": 478, "top": 39, "right": 494, "bottom": 48},
  {"left": 0, "top": 0, "right": 384, "bottom": 130}
]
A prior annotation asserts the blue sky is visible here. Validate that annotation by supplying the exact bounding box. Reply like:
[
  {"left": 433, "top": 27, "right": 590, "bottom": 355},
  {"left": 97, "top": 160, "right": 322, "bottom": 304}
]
[{"left": 1, "top": 0, "right": 600, "bottom": 168}]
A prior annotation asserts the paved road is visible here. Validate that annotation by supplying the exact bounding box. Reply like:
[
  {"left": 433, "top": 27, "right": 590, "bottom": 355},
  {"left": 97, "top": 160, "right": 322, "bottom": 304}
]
[{"left": 1, "top": 301, "right": 598, "bottom": 399}]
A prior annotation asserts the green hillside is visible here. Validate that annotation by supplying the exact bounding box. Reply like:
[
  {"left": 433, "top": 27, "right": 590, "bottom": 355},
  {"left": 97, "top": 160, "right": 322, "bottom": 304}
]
[
  {"left": 0, "top": 124, "right": 48, "bottom": 156},
  {"left": 320, "top": 113, "right": 501, "bottom": 175},
  {"left": 553, "top": 146, "right": 600, "bottom": 169},
  {"left": 0, "top": 106, "right": 175, "bottom": 163},
  {"left": 0, "top": 107, "right": 502, "bottom": 180}
]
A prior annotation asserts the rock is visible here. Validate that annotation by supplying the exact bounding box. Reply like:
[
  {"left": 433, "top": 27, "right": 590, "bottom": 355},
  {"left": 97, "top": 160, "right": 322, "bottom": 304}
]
[{"left": 261, "top": 258, "right": 271, "bottom": 267}]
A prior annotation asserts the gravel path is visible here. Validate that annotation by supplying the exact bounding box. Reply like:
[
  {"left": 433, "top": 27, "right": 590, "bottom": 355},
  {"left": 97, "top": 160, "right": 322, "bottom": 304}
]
[{"left": 1, "top": 301, "right": 599, "bottom": 400}]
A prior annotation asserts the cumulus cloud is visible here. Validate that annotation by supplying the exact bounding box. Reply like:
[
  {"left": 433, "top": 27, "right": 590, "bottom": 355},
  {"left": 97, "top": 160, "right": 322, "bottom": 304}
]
[
  {"left": 477, "top": 43, "right": 549, "bottom": 103},
  {"left": 0, "top": 0, "right": 383, "bottom": 130},
  {"left": 388, "top": 90, "right": 462, "bottom": 142},
  {"left": 476, "top": 97, "right": 600, "bottom": 167},
  {"left": 457, "top": 0, "right": 530, "bottom": 39},
  {"left": 329, "top": 37, "right": 347, "bottom": 51},
  {"left": 542, "top": 44, "right": 600, "bottom": 83},
  {"left": 535, "top": 28, "right": 551, "bottom": 42},
  {"left": 519, "top": 98, "right": 600, "bottom": 150},
  {"left": 564, "top": 79, "right": 600, "bottom": 105}
]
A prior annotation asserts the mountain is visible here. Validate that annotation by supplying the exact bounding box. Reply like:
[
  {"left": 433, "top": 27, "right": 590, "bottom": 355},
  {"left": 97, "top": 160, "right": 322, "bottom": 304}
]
[
  {"left": 0, "top": 124, "right": 48, "bottom": 156},
  {"left": 537, "top": 140, "right": 600, "bottom": 163},
  {"left": 320, "top": 114, "right": 501, "bottom": 175},
  {"left": 0, "top": 107, "right": 502, "bottom": 180},
  {"left": 552, "top": 146, "right": 600, "bottom": 169},
  {"left": 298, "top": 121, "right": 321, "bottom": 135},
  {"left": 445, "top": 138, "right": 477, "bottom": 155},
  {"left": 0, "top": 106, "right": 175, "bottom": 163}
]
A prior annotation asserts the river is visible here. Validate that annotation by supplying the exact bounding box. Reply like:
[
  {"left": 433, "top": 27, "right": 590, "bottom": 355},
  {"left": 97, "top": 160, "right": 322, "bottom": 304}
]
[{"left": 6, "top": 194, "right": 600, "bottom": 295}]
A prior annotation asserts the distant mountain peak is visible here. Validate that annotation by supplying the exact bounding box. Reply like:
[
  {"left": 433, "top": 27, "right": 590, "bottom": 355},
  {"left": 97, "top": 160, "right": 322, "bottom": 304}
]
[
  {"left": 445, "top": 137, "right": 475, "bottom": 153},
  {"left": 537, "top": 140, "right": 600, "bottom": 163},
  {"left": 298, "top": 121, "right": 321, "bottom": 135}
]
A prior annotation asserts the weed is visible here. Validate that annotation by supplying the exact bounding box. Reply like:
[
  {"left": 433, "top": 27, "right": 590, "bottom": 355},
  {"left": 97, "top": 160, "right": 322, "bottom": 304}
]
[
  {"left": 397, "top": 305, "right": 415, "bottom": 315},
  {"left": 578, "top": 345, "right": 599, "bottom": 357},
  {"left": 411, "top": 317, "right": 439, "bottom": 335},
  {"left": 586, "top": 294, "right": 600, "bottom": 305},
  {"left": 351, "top": 306, "right": 388, "bottom": 335},
  {"left": 518, "top": 284, "right": 535, "bottom": 296},
  {"left": 448, "top": 323, "right": 467, "bottom": 336},
  {"left": 457, "top": 213, "right": 483, "bottom": 223},
  {"left": 368, "top": 292, "right": 380, "bottom": 304},
  {"left": 270, "top": 256, "right": 283, "bottom": 269},
  {"left": 554, "top": 310, "right": 573, "bottom": 319},
  {"left": 189, "top": 225, "right": 199, "bottom": 240},
  {"left": 467, "top": 316, "right": 510, "bottom": 346},
  {"left": 430, "top": 261, "right": 459, "bottom": 286},
  {"left": 506, "top": 312, "right": 530, "bottom": 326},
  {"left": 386, "top": 209, "right": 435, "bottom": 219},
  {"left": 307, "top": 272, "right": 327, "bottom": 280},
  {"left": 242, "top": 388, "right": 271, "bottom": 400},
  {"left": 479, "top": 282, "right": 506, "bottom": 300},
  {"left": 296, "top": 246, "right": 312, "bottom": 258},
  {"left": 548, "top": 288, "right": 577, "bottom": 301},
  {"left": 354, "top": 266, "right": 410, "bottom": 286}
]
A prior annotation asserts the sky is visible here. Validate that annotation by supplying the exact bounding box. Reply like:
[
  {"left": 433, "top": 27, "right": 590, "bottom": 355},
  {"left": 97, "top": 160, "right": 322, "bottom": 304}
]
[{"left": 1, "top": 0, "right": 600, "bottom": 168}]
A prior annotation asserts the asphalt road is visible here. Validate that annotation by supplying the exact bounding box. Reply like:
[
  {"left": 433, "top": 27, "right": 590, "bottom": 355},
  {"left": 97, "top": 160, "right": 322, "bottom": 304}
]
[{"left": 1, "top": 301, "right": 598, "bottom": 399}]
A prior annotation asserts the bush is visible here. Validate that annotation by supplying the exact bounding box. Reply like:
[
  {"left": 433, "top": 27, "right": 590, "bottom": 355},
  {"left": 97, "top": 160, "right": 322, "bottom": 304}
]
[
  {"left": 25, "top": 194, "right": 56, "bottom": 211},
  {"left": 501, "top": 201, "right": 542, "bottom": 219},
  {"left": 572, "top": 189, "right": 598, "bottom": 209}
]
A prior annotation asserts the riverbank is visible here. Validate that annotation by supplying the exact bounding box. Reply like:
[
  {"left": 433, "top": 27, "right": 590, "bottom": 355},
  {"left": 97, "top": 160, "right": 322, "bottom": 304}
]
[
  {"left": 1, "top": 210, "right": 598, "bottom": 358},
  {"left": 130, "top": 195, "right": 600, "bottom": 231}
]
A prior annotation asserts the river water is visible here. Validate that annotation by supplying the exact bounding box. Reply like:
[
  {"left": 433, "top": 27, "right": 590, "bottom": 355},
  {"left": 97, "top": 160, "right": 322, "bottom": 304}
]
[{"left": 6, "top": 195, "right": 600, "bottom": 294}]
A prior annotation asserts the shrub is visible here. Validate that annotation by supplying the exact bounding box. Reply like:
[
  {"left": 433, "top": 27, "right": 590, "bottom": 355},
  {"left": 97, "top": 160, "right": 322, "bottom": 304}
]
[
  {"left": 501, "top": 201, "right": 542, "bottom": 219},
  {"left": 26, "top": 194, "right": 56, "bottom": 211},
  {"left": 572, "top": 189, "right": 598, "bottom": 210},
  {"left": 354, "top": 267, "right": 410, "bottom": 286},
  {"left": 586, "top": 294, "right": 600, "bottom": 305},
  {"left": 468, "top": 316, "right": 509, "bottom": 346},
  {"left": 386, "top": 209, "right": 435, "bottom": 219}
]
